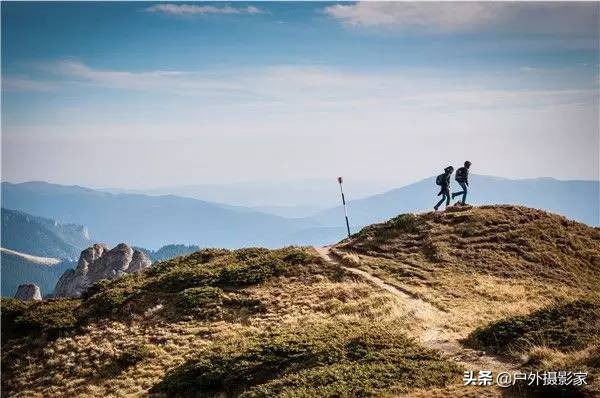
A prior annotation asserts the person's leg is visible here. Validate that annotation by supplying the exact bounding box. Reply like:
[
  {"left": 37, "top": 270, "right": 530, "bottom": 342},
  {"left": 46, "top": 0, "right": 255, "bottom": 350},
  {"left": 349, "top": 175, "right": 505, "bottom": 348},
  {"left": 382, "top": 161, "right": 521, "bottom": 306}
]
[
  {"left": 444, "top": 189, "right": 450, "bottom": 206},
  {"left": 452, "top": 184, "right": 465, "bottom": 199},
  {"left": 434, "top": 196, "right": 445, "bottom": 210},
  {"left": 460, "top": 181, "right": 468, "bottom": 204}
]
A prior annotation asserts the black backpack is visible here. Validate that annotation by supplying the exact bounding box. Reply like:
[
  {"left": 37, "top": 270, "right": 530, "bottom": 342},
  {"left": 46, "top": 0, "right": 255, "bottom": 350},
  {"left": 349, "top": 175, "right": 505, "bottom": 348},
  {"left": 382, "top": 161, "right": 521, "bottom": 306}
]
[
  {"left": 435, "top": 173, "right": 445, "bottom": 186},
  {"left": 455, "top": 167, "right": 467, "bottom": 182}
]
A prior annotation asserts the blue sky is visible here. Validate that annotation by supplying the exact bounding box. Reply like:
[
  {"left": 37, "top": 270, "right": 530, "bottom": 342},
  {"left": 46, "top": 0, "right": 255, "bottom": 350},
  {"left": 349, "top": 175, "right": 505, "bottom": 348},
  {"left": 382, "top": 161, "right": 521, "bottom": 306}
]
[{"left": 2, "top": 2, "right": 599, "bottom": 188}]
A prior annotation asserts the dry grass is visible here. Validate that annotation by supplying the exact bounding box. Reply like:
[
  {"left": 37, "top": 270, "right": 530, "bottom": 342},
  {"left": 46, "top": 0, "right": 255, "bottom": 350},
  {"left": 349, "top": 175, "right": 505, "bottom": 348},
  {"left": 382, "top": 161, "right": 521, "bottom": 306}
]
[
  {"left": 334, "top": 205, "right": 600, "bottom": 338},
  {"left": 333, "top": 205, "right": 600, "bottom": 397},
  {"left": 2, "top": 247, "right": 440, "bottom": 397}
]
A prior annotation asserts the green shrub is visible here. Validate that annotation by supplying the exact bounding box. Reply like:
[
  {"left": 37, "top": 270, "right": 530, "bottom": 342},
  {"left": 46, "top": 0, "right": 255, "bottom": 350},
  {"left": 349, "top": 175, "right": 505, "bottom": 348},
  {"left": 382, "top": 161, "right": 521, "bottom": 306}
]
[
  {"left": 72, "top": 247, "right": 318, "bottom": 322},
  {"left": 179, "top": 286, "right": 223, "bottom": 308},
  {"left": 355, "top": 214, "right": 420, "bottom": 245},
  {"left": 387, "top": 213, "right": 419, "bottom": 233},
  {"left": 81, "top": 279, "right": 112, "bottom": 300},
  {"left": 100, "top": 344, "right": 155, "bottom": 377},
  {"left": 233, "top": 248, "right": 272, "bottom": 262},
  {"left": 178, "top": 286, "right": 224, "bottom": 319},
  {"left": 218, "top": 257, "right": 288, "bottom": 287},
  {"left": 152, "top": 321, "right": 460, "bottom": 396},
  {"left": 466, "top": 299, "right": 600, "bottom": 356},
  {"left": 115, "top": 344, "right": 154, "bottom": 368},
  {"left": 152, "top": 267, "right": 219, "bottom": 292},
  {"left": 1, "top": 299, "right": 80, "bottom": 341},
  {"left": 79, "top": 287, "right": 137, "bottom": 320}
]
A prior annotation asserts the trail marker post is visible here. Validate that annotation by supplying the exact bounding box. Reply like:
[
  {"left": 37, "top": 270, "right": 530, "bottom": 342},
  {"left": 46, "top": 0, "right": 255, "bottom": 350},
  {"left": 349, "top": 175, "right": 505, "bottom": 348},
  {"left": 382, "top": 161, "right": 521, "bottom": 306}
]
[{"left": 338, "top": 177, "right": 351, "bottom": 238}]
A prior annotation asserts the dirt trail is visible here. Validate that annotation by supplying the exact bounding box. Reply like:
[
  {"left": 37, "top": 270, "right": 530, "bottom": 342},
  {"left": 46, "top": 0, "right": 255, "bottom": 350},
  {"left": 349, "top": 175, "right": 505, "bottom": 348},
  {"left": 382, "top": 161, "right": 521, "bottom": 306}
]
[{"left": 314, "top": 246, "right": 518, "bottom": 373}]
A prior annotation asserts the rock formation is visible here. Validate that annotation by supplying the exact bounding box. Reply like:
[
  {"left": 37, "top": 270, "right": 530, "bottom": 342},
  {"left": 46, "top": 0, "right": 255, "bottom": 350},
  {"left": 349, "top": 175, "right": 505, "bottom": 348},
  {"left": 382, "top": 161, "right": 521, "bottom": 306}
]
[
  {"left": 14, "top": 283, "right": 42, "bottom": 301},
  {"left": 54, "top": 243, "right": 151, "bottom": 298}
]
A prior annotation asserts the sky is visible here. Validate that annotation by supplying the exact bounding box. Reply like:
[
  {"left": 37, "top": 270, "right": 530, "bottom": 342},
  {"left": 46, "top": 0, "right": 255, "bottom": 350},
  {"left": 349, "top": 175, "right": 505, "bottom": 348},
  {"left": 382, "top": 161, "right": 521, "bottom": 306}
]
[{"left": 2, "top": 1, "right": 599, "bottom": 189}]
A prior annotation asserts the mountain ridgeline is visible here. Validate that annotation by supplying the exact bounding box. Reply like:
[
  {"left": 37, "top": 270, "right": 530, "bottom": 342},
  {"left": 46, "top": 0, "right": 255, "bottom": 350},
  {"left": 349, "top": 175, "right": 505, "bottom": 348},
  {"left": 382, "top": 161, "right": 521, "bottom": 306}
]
[
  {"left": 2, "top": 177, "right": 598, "bottom": 252},
  {"left": 0, "top": 181, "right": 327, "bottom": 249},
  {"left": 1, "top": 208, "right": 90, "bottom": 260}
]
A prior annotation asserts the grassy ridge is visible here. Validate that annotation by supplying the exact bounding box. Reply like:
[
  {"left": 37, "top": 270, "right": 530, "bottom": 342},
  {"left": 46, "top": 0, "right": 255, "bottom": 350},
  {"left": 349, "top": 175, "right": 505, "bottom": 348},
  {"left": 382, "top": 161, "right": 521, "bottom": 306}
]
[
  {"left": 1, "top": 247, "right": 320, "bottom": 343},
  {"left": 343, "top": 205, "right": 600, "bottom": 288}
]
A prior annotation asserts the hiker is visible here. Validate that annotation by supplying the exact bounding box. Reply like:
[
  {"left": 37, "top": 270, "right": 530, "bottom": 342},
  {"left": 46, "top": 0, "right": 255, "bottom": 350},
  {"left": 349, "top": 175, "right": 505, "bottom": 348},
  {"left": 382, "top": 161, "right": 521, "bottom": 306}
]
[
  {"left": 452, "top": 161, "right": 471, "bottom": 205},
  {"left": 434, "top": 166, "right": 454, "bottom": 211}
]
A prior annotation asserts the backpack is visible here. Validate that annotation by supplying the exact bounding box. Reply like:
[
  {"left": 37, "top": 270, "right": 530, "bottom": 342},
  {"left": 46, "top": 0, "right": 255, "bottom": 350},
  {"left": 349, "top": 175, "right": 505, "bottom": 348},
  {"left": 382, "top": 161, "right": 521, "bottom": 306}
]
[
  {"left": 455, "top": 167, "right": 467, "bottom": 182},
  {"left": 435, "top": 173, "right": 445, "bottom": 186}
]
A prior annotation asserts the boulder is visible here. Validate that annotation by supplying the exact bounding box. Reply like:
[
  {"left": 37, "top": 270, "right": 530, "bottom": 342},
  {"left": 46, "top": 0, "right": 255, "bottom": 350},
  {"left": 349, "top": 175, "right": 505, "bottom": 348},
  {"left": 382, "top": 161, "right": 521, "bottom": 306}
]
[
  {"left": 14, "top": 283, "right": 42, "bottom": 301},
  {"left": 54, "top": 243, "right": 151, "bottom": 298}
]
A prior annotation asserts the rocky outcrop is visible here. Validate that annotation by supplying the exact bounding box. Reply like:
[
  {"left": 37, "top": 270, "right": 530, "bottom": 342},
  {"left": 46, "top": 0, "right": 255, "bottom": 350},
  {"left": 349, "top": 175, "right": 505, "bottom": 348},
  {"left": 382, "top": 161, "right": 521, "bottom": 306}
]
[
  {"left": 14, "top": 283, "right": 42, "bottom": 301},
  {"left": 54, "top": 243, "right": 151, "bottom": 298}
]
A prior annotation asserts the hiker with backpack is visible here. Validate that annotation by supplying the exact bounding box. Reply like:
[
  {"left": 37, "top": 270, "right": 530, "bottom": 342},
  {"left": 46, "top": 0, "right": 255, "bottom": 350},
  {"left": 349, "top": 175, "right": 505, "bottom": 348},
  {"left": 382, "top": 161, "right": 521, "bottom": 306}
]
[
  {"left": 434, "top": 166, "right": 454, "bottom": 211},
  {"left": 452, "top": 161, "right": 471, "bottom": 205}
]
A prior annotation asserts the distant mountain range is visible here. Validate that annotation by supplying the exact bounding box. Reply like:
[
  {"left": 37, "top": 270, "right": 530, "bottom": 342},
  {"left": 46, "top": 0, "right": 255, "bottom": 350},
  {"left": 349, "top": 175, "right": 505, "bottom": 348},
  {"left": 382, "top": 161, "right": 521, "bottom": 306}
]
[
  {"left": 1, "top": 181, "right": 323, "bottom": 249},
  {"left": 1, "top": 208, "right": 88, "bottom": 297},
  {"left": 101, "top": 179, "right": 393, "bottom": 209},
  {"left": 2, "top": 176, "right": 597, "bottom": 257},
  {"left": 1, "top": 208, "right": 90, "bottom": 260}
]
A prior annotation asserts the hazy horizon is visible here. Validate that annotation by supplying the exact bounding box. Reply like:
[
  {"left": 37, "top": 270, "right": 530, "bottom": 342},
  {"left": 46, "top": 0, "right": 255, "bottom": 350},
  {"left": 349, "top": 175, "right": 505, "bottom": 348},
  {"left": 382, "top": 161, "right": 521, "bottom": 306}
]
[
  {"left": 2, "top": 173, "right": 600, "bottom": 192},
  {"left": 2, "top": 2, "right": 599, "bottom": 189}
]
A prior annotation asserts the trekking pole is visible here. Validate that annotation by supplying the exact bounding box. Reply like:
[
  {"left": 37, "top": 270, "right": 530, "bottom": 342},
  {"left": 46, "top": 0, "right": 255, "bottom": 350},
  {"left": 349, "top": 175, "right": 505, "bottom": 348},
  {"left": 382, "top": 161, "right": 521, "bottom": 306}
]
[{"left": 337, "top": 177, "right": 351, "bottom": 238}]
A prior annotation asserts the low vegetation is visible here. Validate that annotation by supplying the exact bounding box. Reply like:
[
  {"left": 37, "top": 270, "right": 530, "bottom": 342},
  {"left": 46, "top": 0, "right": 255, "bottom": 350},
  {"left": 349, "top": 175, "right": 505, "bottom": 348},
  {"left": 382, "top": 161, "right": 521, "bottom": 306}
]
[
  {"left": 1, "top": 298, "right": 80, "bottom": 342},
  {"left": 5, "top": 245, "right": 434, "bottom": 396},
  {"left": 467, "top": 300, "right": 600, "bottom": 398},
  {"left": 466, "top": 299, "right": 600, "bottom": 357},
  {"left": 78, "top": 247, "right": 318, "bottom": 321},
  {"left": 153, "top": 320, "right": 461, "bottom": 397},
  {"left": 334, "top": 205, "right": 600, "bottom": 334}
]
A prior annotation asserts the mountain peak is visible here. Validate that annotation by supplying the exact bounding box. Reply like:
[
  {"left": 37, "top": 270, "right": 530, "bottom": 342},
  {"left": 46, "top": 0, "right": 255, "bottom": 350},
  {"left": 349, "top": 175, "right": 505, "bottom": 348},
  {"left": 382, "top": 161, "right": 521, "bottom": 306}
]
[{"left": 337, "top": 204, "right": 600, "bottom": 288}]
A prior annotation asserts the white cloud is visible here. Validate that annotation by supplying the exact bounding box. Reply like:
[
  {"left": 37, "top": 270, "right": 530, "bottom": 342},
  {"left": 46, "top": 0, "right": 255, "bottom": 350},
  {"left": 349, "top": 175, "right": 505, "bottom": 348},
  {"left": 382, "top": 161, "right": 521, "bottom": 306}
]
[
  {"left": 52, "top": 60, "right": 243, "bottom": 95},
  {"left": 324, "top": 2, "right": 599, "bottom": 35},
  {"left": 145, "top": 4, "right": 263, "bottom": 16},
  {"left": 3, "top": 65, "right": 598, "bottom": 186},
  {"left": 4, "top": 61, "right": 597, "bottom": 113},
  {"left": 2, "top": 77, "right": 59, "bottom": 92}
]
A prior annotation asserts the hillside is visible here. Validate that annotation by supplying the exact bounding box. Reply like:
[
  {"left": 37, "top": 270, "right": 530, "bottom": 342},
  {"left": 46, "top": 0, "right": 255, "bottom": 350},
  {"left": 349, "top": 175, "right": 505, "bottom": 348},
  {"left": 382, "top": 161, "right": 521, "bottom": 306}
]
[
  {"left": 332, "top": 204, "right": 600, "bottom": 396},
  {"left": 1, "top": 208, "right": 91, "bottom": 297},
  {"left": 1, "top": 247, "right": 461, "bottom": 396},
  {"left": 1, "top": 181, "right": 324, "bottom": 249},
  {"left": 1, "top": 208, "right": 90, "bottom": 260},
  {"left": 313, "top": 175, "right": 600, "bottom": 231},
  {"left": 1, "top": 250, "right": 75, "bottom": 298},
  {"left": 334, "top": 205, "right": 599, "bottom": 324},
  {"left": 2, "top": 205, "right": 599, "bottom": 397}
]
